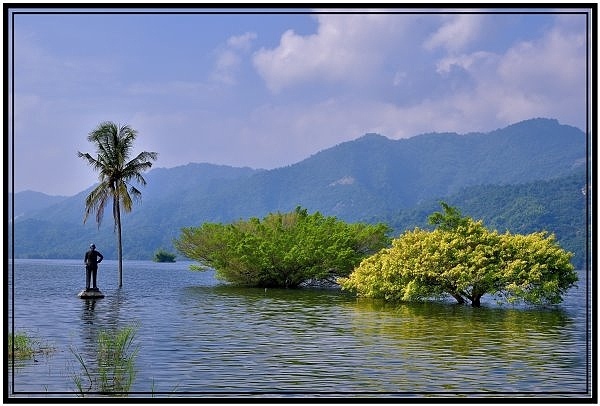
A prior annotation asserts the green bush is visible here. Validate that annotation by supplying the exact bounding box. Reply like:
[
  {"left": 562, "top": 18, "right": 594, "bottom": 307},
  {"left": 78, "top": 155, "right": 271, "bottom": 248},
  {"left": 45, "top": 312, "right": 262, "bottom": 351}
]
[
  {"left": 175, "top": 207, "right": 391, "bottom": 288},
  {"left": 153, "top": 249, "right": 176, "bottom": 262}
]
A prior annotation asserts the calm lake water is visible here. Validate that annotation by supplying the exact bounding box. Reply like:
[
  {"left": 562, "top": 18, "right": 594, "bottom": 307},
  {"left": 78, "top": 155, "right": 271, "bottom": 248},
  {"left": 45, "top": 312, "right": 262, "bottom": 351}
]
[{"left": 7, "top": 259, "right": 592, "bottom": 399}]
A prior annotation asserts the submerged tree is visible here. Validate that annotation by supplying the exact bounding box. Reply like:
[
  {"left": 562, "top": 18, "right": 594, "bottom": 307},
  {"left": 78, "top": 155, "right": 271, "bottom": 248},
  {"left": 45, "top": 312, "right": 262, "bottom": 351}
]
[
  {"left": 175, "top": 207, "right": 391, "bottom": 288},
  {"left": 153, "top": 249, "right": 176, "bottom": 263},
  {"left": 339, "top": 202, "right": 577, "bottom": 307},
  {"left": 78, "top": 122, "right": 158, "bottom": 287}
]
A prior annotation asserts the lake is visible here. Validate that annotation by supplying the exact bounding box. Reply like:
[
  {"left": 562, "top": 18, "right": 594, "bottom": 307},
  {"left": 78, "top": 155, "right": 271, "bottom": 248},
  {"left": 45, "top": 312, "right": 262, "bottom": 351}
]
[{"left": 7, "top": 259, "right": 592, "bottom": 399}]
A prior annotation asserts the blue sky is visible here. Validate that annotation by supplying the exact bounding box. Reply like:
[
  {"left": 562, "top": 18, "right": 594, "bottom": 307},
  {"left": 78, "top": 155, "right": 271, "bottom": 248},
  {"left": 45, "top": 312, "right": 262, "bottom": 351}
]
[{"left": 8, "top": 6, "right": 591, "bottom": 195}]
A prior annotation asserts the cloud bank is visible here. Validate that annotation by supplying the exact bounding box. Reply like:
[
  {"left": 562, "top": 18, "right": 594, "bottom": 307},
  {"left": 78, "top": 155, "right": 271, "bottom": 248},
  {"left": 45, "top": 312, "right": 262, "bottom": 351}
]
[{"left": 10, "top": 10, "right": 590, "bottom": 195}]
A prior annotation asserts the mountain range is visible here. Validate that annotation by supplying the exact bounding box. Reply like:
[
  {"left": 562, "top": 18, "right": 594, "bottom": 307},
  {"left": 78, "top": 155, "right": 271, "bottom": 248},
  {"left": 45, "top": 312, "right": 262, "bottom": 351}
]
[{"left": 8, "top": 118, "right": 589, "bottom": 267}]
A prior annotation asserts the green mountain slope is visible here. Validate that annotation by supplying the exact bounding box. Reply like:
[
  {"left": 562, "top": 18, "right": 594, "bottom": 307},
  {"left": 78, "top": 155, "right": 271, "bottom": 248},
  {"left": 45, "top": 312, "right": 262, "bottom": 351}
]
[
  {"left": 372, "top": 167, "right": 588, "bottom": 268},
  {"left": 212, "top": 117, "right": 585, "bottom": 220},
  {"left": 9, "top": 118, "right": 589, "bottom": 261}
]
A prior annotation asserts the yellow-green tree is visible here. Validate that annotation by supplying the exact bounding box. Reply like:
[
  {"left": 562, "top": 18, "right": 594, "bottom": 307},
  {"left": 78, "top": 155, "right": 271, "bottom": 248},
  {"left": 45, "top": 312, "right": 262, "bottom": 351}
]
[{"left": 339, "top": 203, "right": 577, "bottom": 307}]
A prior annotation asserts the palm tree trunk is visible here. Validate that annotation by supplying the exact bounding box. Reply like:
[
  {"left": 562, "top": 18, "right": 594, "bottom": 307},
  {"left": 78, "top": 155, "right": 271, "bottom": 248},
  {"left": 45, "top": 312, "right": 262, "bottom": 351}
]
[{"left": 115, "top": 198, "right": 123, "bottom": 288}]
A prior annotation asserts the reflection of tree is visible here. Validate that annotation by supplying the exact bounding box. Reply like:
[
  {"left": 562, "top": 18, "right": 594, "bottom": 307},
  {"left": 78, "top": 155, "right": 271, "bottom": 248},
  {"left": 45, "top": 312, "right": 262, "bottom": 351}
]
[
  {"left": 183, "top": 285, "right": 348, "bottom": 328},
  {"left": 104, "top": 288, "right": 125, "bottom": 330},
  {"left": 188, "top": 285, "right": 347, "bottom": 303},
  {"left": 73, "top": 290, "right": 136, "bottom": 395},
  {"left": 79, "top": 288, "right": 126, "bottom": 345},
  {"left": 76, "top": 288, "right": 128, "bottom": 363},
  {"left": 344, "top": 298, "right": 581, "bottom": 389},
  {"left": 74, "top": 291, "right": 124, "bottom": 389},
  {"left": 73, "top": 299, "right": 102, "bottom": 393}
]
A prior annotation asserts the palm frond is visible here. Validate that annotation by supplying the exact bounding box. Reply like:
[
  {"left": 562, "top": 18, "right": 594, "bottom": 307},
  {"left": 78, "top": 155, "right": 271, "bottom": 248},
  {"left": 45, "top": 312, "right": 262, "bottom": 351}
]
[
  {"left": 83, "top": 182, "right": 112, "bottom": 228},
  {"left": 77, "top": 152, "right": 104, "bottom": 174},
  {"left": 121, "top": 151, "right": 158, "bottom": 186},
  {"left": 128, "top": 185, "right": 143, "bottom": 203},
  {"left": 116, "top": 182, "right": 134, "bottom": 213}
]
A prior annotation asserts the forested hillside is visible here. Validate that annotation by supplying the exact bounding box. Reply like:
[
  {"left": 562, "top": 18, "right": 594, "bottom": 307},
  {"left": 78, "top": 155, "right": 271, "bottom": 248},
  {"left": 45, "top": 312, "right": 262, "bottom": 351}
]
[
  {"left": 216, "top": 118, "right": 585, "bottom": 220},
  {"left": 370, "top": 167, "right": 588, "bottom": 268},
  {"left": 9, "top": 118, "right": 589, "bottom": 263}
]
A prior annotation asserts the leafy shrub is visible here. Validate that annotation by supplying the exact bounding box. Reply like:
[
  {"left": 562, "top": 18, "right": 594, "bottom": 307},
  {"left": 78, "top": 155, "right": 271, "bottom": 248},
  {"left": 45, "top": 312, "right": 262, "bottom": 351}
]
[
  {"left": 153, "top": 249, "right": 176, "bottom": 263},
  {"left": 175, "top": 207, "right": 391, "bottom": 288}
]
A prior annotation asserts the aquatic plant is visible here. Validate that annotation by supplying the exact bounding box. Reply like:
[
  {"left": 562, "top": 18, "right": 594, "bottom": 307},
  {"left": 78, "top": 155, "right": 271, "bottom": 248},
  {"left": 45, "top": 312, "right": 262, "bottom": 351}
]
[
  {"left": 8, "top": 332, "right": 35, "bottom": 360},
  {"left": 8, "top": 331, "right": 53, "bottom": 361},
  {"left": 72, "top": 325, "right": 139, "bottom": 396}
]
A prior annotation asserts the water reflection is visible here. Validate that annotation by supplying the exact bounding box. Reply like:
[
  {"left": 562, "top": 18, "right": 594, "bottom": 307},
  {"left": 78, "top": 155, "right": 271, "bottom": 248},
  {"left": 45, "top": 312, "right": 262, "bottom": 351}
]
[
  {"left": 348, "top": 299, "right": 573, "bottom": 337},
  {"left": 343, "top": 298, "right": 583, "bottom": 392},
  {"left": 74, "top": 290, "right": 136, "bottom": 395},
  {"left": 104, "top": 288, "right": 126, "bottom": 330},
  {"left": 81, "top": 299, "right": 98, "bottom": 325},
  {"left": 178, "top": 285, "right": 584, "bottom": 393},
  {"left": 9, "top": 261, "right": 590, "bottom": 397}
]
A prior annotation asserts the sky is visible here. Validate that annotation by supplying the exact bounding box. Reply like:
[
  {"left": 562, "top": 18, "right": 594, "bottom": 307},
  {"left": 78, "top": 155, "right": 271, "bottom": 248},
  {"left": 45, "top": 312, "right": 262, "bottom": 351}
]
[{"left": 7, "top": 5, "right": 592, "bottom": 196}]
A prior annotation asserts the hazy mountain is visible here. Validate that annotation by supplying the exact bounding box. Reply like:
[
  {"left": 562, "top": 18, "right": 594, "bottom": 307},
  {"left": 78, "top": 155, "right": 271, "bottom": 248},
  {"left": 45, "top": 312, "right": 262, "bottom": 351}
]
[
  {"left": 9, "top": 118, "right": 588, "bottom": 261},
  {"left": 7, "top": 190, "right": 68, "bottom": 221},
  {"left": 221, "top": 118, "right": 585, "bottom": 218}
]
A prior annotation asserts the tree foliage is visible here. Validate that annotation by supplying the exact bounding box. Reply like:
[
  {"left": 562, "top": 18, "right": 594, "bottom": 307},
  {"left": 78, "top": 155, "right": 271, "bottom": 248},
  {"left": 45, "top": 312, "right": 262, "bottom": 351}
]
[
  {"left": 174, "top": 207, "right": 391, "bottom": 288},
  {"left": 153, "top": 249, "right": 176, "bottom": 263},
  {"left": 339, "top": 203, "right": 577, "bottom": 307}
]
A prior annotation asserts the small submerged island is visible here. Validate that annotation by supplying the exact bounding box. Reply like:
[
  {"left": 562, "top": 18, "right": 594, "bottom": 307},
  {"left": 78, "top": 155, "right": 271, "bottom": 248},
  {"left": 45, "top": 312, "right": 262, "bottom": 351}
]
[{"left": 153, "top": 249, "right": 176, "bottom": 263}]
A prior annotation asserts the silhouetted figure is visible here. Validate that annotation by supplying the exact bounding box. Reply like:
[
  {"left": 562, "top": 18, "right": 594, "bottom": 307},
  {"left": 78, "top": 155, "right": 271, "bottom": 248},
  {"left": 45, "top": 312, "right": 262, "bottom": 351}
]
[{"left": 84, "top": 244, "right": 103, "bottom": 291}]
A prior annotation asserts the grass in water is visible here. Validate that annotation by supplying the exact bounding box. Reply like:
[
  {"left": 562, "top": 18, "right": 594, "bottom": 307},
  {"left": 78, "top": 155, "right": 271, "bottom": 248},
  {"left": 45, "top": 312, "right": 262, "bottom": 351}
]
[
  {"left": 8, "top": 331, "right": 54, "bottom": 361},
  {"left": 71, "top": 325, "right": 139, "bottom": 397},
  {"left": 8, "top": 332, "right": 35, "bottom": 360}
]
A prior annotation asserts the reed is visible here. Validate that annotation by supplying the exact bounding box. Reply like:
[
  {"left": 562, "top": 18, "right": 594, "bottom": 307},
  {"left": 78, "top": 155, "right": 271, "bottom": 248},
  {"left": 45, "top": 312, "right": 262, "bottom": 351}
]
[{"left": 71, "top": 325, "right": 139, "bottom": 396}]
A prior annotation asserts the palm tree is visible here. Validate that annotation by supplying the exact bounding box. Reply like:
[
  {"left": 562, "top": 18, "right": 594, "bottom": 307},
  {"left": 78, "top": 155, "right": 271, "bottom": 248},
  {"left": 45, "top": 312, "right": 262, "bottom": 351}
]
[{"left": 78, "top": 122, "right": 158, "bottom": 287}]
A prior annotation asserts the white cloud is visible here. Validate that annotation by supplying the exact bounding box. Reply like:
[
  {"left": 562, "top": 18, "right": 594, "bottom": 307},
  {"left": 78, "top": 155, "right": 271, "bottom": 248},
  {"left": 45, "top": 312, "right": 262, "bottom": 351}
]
[
  {"left": 252, "top": 14, "right": 409, "bottom": 93},
  {"left": 497, "top": 25, "right": 585, "bottom": 97},
  {"left": 211, "top": 31, "right": 257, "bottom": 86},
  {"left": 424, "top": 14, "right": 484, "bottom": 53},
  {"left": 421, "top": 14, "right": 587, "bottom": 131},
  {"left": 212, "top": 50, "right": 241, "bottom": 85},
  {"left": 485, "top": 20, "right": 585, "bottom": 126},
  {"left": 435, "top": 51, "right": 496, "bottom": 74},
  {"left": 227, "top": 32, "right": 257, "bottom": 51}
]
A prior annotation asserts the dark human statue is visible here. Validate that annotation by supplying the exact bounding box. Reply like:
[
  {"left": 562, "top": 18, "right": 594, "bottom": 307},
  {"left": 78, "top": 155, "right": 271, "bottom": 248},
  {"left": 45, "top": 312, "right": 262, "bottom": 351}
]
[{"left": 84, "top": 243, "right": 104, "bottom": 291}]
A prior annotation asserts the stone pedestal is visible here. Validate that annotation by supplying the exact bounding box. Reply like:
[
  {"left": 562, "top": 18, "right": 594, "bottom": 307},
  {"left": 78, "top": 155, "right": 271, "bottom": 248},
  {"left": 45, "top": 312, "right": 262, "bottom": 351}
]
[{"left": 77, "top": 289, "right": 105, "bottom": 299}]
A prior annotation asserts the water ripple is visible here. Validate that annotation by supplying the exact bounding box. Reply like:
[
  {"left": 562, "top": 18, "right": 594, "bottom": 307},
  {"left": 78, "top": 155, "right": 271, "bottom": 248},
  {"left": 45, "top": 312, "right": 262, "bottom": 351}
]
[{"left": 8, "top": 260, "right": 590, "bottom": 398}]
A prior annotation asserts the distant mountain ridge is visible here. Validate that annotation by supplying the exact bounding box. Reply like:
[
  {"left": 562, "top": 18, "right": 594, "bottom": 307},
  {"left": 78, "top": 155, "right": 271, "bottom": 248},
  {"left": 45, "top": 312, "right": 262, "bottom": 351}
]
[
  {"left": 206, "top": 118, "right": 584, "bottom": 219},
  {"left": 8, "top": 191, "right": 68, "bottom": 221},
  {"left": 8, "top": 118, "right": 588, "bottom": 262},
  {"left": 374, "top": 167, "right": 587, "bottom": 268}
]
